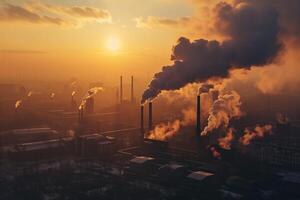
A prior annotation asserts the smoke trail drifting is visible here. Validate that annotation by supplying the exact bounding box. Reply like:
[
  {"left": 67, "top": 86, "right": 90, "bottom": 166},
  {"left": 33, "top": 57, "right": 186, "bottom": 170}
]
[
  {"left": 79, "top": 87, "right": 103, "bottom": 110},
  {"left": 201, "top": 91, "right": 243, "bottom": 136},
  {"left": 147, "top": 107, "right": 196, "bottom": 141},
  {"left": 142, "top": 1, "right": 282, "bottom": 103},
  {"left": 50, "top": 92, "right": 55, "bottom": 99},
  {"left": 15, "top": 100, "right": 22, "bottom": 109},
  {"left": 27, "top": 91, "right": 32, "bottom": 97},
  {"left": 239, "top": 124, "right": 273, "bottom": 145},
  {"left": 218, "top": 128, "right": 235, "bottom": 150}
]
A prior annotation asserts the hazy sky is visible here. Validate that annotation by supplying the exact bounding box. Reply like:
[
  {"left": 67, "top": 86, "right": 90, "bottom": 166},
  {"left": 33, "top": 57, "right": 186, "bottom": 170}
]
[{"left": 0, "top": 0, "right": 197, "bottom": 84}]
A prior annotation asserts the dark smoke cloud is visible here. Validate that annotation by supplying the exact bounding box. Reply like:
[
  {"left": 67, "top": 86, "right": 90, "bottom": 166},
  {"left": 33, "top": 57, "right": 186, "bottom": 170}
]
[
  {"left": 141, "top": 1, "right": 282, "bottom": 103},
  {"left": 199, "top": 83, "right": 214, "bottom": 94},
  {"left": 240, "top": 0, "right": 300, "bottom": 44}
]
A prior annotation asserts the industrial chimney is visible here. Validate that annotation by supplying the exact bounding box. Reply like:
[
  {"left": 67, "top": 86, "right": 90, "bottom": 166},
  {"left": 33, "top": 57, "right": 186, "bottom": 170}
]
[
  {"left": 120, "top": 76, "right": 123, "bottom": 104},
  {"left": 148, "top": 101, "right": 153, "bottom": 131},
  {"left": 85, "top": 97, "right": 94, "bottom": 114},
  {"left": 140, "top": 105, "right": 144, "bottom": 139},
  {"left": 78, "top": 107, "right": 84, "bottom": 129},
  {"left": 196, "top": 95, "right": 201, "bottom": 136},
  {"left": 131, "top": 76, "right": 135, "bottom": 103},
  {"left": 70, "top": 96, "right": 77, "bottom": 111}
]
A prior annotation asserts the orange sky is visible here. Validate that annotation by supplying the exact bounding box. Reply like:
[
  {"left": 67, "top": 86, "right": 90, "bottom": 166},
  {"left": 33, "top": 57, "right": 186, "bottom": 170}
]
[{"left": 0, "top": 0, "right": 207, "bottom": 84}]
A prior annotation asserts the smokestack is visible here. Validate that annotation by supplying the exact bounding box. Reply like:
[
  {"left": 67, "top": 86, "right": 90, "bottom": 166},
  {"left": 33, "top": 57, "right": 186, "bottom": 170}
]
[
  {"left": 120, "top": 76, "right": 123, "bottom": 104},
  {"left": 196, "top": 95, "right": 201, "bottom": 136},
  {"left": 131, "top": 76, "right": 134, "bottom": 103},
  {"left": 78, "top": 108, "right": 84, "bottom": 130},
  {"left": 141, "top": 105, "right": 144, "bottom": 139},
  {"left": 85, "top": 97, "right": 94, "bottom": 114},
  {"left": 70, "top": 98, "right": 77, "bottom": 111},
  {"left": 148, "top": 101, "right": 153, "bottom": 131}
]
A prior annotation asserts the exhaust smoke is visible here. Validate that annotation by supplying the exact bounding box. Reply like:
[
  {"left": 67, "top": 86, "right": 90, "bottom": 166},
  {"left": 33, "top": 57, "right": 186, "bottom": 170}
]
[
  {"left": 15, "top": 100, "right": 22, "bottom": 109},
  {"left": 79, "top": 87, "right": 103, "bottom": 110},
  {"left": 201, "top": 91, "right": 243, "bottom": 136},
  {"left": 141, "top": 1, "right": 282, "bottom": 104},
  {"left": 239, "top": 124, "right": 273, "bottom": 145}
]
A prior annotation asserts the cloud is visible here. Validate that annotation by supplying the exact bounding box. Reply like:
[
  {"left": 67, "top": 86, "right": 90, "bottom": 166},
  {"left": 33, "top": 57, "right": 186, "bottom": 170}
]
[
  {"left": 135, "top": 16, "right": 193, "bottom": 29},
  {"left": 30, "top": 2, "right": 111, "bottom": 23},
  {"left": 0, "top": 1, "right": 112, "bottom": 26},
  {"left": 0, "top": 3, "right": 67, "bottom": 25},
  {"left": 62, "top": 6, "right": 111, "bottom": 21}
]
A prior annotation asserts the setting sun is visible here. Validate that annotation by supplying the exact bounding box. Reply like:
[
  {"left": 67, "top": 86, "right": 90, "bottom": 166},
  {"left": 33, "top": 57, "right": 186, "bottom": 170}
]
[{"left": 106, "top": 37, "right": 120, "bottom": 52}]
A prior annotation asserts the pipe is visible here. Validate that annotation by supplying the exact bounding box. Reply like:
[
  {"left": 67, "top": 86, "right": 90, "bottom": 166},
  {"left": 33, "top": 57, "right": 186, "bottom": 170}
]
[
  {"left": 131, "top": 76, "right": 134, "bottom": 102},
  {"left": 148, "top": 101, "right": 153, "bottom": 130},
  {"left": 120, "top": 76, "right": 123, "bottom": 103},
  {"left": 196, "top": 95, "right": 201, "bottom": 136},
  {"left": 140, "top": 105, "right": 144, "bottom": 139},
  {"left": 78, "top": 108, "right": 83, "bottom": 131}
]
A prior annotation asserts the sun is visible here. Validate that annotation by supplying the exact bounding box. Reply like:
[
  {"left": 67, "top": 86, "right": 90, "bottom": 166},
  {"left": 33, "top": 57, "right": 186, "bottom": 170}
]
[{"left": 106, "top": 37, "right": 120, "bottom": 52}]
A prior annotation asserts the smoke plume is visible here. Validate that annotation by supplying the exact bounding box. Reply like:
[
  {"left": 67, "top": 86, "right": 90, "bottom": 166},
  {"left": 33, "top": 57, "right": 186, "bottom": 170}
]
[
  {"left": 218, "top": 128, "right": 235, "bottom": 150},
  {"left": 79, "top": 87, "right": 103, "bottom": 110},
  {"left": 201, "top": 90, "right": 243, "bottom": 135},
  {"left": 27, "top": 91, "right": 32, "bottom": 97},
  {"left": 50, "top": 92, "right": 55, "bottom": 99},
  {"left": 147, "top": 107, "right": 196, "bottom": 141},
  {"left": 239, "top": 124, "right": 273, "bottom": 145},
  {"left": 15, "top": 100, "right": 22, "bottom": 109},
  {"left": 142, "top": 1, "right": 282, "bottom": 103},
  {"left": 148, "top": 120, "right": 181, "bottom": 141},
  {"left": 199, "top": 83, "right": 214, "bottom": 94},
  {"left": 210, "top": 146, "right": 221, "bottom": 159}
]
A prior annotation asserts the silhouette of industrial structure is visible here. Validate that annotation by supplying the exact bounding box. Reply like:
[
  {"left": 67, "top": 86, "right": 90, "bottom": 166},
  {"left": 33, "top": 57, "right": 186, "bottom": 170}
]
[{"left": 0, "top": 78, "right": 300, "bottom": 200}]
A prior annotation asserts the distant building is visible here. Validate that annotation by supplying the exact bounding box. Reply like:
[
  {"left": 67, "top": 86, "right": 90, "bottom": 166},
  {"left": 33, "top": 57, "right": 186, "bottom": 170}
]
[
  {"left": 249, "top": 136, "right": 300, "bottom": 170},
  {"left": 0, "top": 127, "right": 61, "bottom": 146}
]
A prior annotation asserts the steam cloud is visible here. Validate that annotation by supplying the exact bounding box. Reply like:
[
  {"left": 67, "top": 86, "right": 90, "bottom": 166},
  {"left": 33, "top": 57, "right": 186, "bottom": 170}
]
[
  {"left": 50, "top": 92, "right": 55, "bottom": 99},
  {"left": 142, "top": 1, "right": 282, "bottom": 103},
  {"left": 239, "top": 124, "right": 273, "bottom": 145},
  {"left": 201, "top": 91, "right": 243, "bottom": 135},
  {"left": 147, "top": 107, "right": 196, "bottom": 141},
  {"left": 218, "top": 128, "right": 235, "bottom": 150},
  {"left": 79, "top": 87, "right": 103, "bottom": 110},
  {"left": 15, "top": 100, "right": 22, "bottom": 109}
]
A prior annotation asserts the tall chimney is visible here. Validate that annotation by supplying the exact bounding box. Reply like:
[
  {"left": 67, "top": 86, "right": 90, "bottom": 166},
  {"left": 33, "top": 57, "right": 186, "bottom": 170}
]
[
  {"left": 78, "top": 108, "right": 84, "bottom": 131},
  {"left": 131, "top": 76, "right": 134, "bottom": 103},
  {"left": 148, "top": 101, "right": 153, "bottom": 131},
  {"left": 120, "top": 76, "right": 123, "bottom": 103},
  {"left": 196, "top": 95, "right": 201, "bottom": 136},
  {"left": 85, "top": 97, "right": 94, "bottom": 114},
  {"left": 70, "top": 97, "right": 77, "bottom": 111},
  {"left": 140, "top": 105, "right": 144, "bottom": 139}
]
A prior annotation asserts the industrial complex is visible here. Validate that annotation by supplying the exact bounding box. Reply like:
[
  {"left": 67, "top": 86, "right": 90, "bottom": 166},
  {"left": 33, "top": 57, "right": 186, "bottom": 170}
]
[{"left": 0, "top": 75, "right": 300, "bottom": 200}]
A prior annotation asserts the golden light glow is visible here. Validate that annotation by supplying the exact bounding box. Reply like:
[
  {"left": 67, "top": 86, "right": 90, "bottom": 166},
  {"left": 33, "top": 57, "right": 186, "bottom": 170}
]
[{"left": 106, "top": 37, "right": 120, "bottom": 52}]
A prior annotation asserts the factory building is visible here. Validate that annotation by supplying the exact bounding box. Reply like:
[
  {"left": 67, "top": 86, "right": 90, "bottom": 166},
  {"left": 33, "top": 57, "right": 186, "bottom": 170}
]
[
  {"left": 76, "top": 133, "right": 116, "bottom": 157},
  {"left": 250, "top": 136, "right": 300, "bottom": 170},
  {"left": 9, "top": 138, "right": 74, "bottom": 161},
  {"left": 0, "top": 127, "right": 61, "bottom": 146}
]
